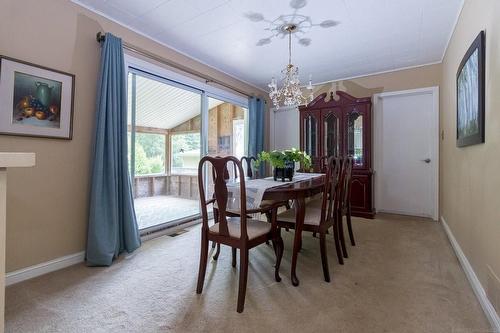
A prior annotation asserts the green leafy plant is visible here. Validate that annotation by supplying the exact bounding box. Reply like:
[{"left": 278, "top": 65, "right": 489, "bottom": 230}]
[{"left": 256, "top": 148, "right": 312, "bottom": 170}]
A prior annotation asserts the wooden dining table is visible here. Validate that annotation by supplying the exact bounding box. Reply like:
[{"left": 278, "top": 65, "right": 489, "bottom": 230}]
[{"left": 260, "top": 175, "right": 325, "bottom": 286}]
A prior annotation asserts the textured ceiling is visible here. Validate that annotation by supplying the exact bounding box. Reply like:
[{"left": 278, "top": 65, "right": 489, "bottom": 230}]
[{"left": 75, "top": 0, "right": 463, "bottom": 90}]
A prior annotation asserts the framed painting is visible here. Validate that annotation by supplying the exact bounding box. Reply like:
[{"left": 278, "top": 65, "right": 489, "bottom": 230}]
[
  {"left": 0, "top": 56, "right": 75, "bottom": 139},
  {"left": 456, "top": 31, "right": 485, "bottom": 147}
]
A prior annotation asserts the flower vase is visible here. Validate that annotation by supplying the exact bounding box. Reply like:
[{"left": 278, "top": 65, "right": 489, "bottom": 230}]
[{"left": 273, "top": 161, "right": 295, "bottom": 182}]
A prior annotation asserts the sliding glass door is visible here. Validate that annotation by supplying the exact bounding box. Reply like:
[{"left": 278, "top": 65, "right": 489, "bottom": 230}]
[
  {"left": 126, "top": 60, "right": 249, "bottom": 232},
  {"left": 128, "top": 69, "right": 202, "bottom": 232}
]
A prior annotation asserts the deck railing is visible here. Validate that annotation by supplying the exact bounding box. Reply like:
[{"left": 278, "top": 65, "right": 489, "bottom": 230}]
[{"left": 133, "top": 174, "right": 198, "bottom": 200}]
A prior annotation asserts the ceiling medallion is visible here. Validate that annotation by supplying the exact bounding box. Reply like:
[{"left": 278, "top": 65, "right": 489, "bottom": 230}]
[
  {"left": 244, "top": 0, "right": 339, "bottom": 47},
  {"left": 244, "top": 0, "right": 339, "bottom": 109}
]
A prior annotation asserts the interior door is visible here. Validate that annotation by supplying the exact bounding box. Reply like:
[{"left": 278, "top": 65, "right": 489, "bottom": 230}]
[
  {"left": 271, "top": 106, "right": 299, "bottom": 151},
  {"left": 374, "top": 88, "right": 438, "bottom": 220}
]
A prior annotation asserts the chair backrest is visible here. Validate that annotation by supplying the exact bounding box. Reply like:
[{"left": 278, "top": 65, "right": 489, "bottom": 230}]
[
  {"left": 319, "top": 156, "right": 342, "bottom": 225},
  {"left": 198, "top": 156, "right": 248, "bottom": 240},
  {"left": 211, "top": 156, "right": 238, "bottom": 181},
  {"left": 240, "top": 156, "right": 257, "bottom": 178},
  {"left": 340, "top": 156, "right": 354, "bottom": 209},
  {"left": 319, "top": 156, "right": 329, "bottom": 173}
]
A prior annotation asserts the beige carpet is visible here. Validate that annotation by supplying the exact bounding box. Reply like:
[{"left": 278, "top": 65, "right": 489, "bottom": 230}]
[{"left": 6, "top": 214, "right": 490, "bottom": 333}]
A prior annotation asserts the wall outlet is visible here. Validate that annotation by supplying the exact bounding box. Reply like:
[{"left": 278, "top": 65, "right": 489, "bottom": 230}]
[{"left": 486, "top": 265, "right": 500, "bottom": 317}]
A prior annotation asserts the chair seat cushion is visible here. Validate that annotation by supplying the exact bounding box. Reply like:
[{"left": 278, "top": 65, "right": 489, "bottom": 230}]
[
  {"left": 209, "top": 217, "right": 272, "bottom": 240},
  {"left": 277, "top": 206, "right": 323, "bottom": 226}
]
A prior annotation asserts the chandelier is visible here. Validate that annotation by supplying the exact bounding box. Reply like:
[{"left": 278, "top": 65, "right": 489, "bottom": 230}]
[{"left": 268, "top": 24, "right": 313, "bottom": 109}]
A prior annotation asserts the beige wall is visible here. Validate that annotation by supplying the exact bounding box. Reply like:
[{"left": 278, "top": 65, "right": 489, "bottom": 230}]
[
  {"left": 0, "top": 0, "right": 265, "bottom": 272},
  {"left": 440, "top": 0, "right": 500, "bottom": 311},
  {"left": 308, "top": 63, "right": 441, "bottom": 98},
  {"left": 2, "top": 2, "right": 497, "bottom": 305}
]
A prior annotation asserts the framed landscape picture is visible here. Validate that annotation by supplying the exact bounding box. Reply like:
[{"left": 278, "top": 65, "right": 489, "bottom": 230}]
[
  {"left": 0, "top": 56, "right": 75, "bottom": 139},
  {"left": 456, "top": 31, "right": 485, "bottom": 147}
]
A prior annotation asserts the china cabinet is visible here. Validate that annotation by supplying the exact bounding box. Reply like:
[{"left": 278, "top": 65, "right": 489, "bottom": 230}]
[{"left": 299, "top": 91, "right": 374, "bottom": 218}]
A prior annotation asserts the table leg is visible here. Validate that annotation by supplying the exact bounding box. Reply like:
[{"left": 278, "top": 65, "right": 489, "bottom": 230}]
[{"left": 291, "top": 196, "right": 305, "bottom": 286}]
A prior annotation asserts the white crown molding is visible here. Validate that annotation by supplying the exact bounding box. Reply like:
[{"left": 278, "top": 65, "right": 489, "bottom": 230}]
[
  {"left": 70, "top": 0, "right": 266, "bottom": 95},
  {"left": 6, "top": 251, "right": 85, "bottom": 286},
  {"left": 306, "top": 60, "right": 442, "bottom": 89},
  {"left": 440, "top": 0, "right": 466, "bottom": 62},
  {"left": 441, "top": 216, "right": 500, "bottom": 332}
]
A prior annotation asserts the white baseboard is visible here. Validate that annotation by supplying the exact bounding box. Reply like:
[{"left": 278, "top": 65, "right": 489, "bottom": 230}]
[
  {"left": 5, "top": 251, "right": 85, "bottom": 286},
  {"left": 4, "top": 219, "right": 201, "bottom": 286},
  {"left": 441, "top": 216, "right": 500, "bottom": 332}
]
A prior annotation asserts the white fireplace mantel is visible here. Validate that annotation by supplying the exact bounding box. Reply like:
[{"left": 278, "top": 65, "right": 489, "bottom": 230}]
[
  {"left": 0, "top": 152, "right": 36, "bottom": 333},
  {"left": 0, "top": 153, "right": 36, "bottom": 168}
]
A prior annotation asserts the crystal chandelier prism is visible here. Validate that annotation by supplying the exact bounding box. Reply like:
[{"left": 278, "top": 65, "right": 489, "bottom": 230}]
[{"left": 268, "top": 24, "right": 313, "bottom": 109}]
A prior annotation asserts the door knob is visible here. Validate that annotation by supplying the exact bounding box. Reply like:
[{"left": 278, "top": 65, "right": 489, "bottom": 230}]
[{"left": 422, "top": 158, "right": 431, "bottom": 163}]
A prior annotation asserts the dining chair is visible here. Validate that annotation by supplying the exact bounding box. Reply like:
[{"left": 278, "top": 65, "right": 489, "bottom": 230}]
[
  {"left": 239, "top": 155, "right": 289, "bottom": 240},
  {"left": 196, "top": 156, "right": 284, "bottom": 313},
  {"left": 275, "top": 156, "right": 344, "bottom": 281},
  {"left": 338, "top": 156, "right": 355, "bottom": 259},
  {"left": 319, "top": 156, "right": 329, "bottom": 173},
  {"left": 211, "top": 157, "right": 240, "bottom": 254},
  {"left": 312, "top": 155, "right": 334, "bottom": 235},
  {"left": 211, "top": 155, "right": 287, "bottom": 254},
  {"left": 240, "top": 155, "right": 257, "bottom": 179}
]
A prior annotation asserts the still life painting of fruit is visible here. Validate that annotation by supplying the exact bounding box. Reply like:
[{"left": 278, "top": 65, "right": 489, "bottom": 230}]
[
  {"left": 12, "top": 71, "right": 62, "bottom": 129},
  {"left": 1, "top": 55, "right": 74, "bottom": 139}
]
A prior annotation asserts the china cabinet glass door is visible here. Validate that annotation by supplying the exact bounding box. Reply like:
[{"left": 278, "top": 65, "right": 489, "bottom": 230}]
[
  {"left": 323, "top": 112, "right": 340, "bottom": 157},
  {"left": 347, "top": 111, "right": 364, "bottom": 167},
  {"left": 303, "top": 113, "right": 318, "bottom": 158}
]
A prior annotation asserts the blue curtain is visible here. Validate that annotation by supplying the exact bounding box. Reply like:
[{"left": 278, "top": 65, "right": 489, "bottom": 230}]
[
  {"left": 86, "top": 33, "right": 141, "bottom": 266},
  {"left": 248, "top": 96, "right": 266, "bottom": 176}
]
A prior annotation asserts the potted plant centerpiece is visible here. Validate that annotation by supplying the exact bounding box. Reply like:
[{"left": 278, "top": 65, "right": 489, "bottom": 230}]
[{"left": 256, "top": 148, "right": 312, "bottom": 182}]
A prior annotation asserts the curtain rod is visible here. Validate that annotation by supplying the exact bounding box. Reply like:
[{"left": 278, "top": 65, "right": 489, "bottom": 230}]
[{"left": 96, "top": 32, "right": 253, "bottom": 98}]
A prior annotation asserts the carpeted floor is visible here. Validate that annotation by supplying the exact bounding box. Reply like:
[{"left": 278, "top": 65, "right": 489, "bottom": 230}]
[{"left": 6, "top": 214, "right": 490, "bottom": 333}]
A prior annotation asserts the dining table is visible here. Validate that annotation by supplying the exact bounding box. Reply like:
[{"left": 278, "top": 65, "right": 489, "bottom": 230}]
[{"left": 231, "top": 173, "right": 326, "bottom": 286}]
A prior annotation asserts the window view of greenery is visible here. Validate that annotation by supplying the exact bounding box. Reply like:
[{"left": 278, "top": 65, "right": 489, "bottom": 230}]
[
  {"left": 171, "top": 133, "right": 200, "bottom": 174},
  {"left": 133, "top": 132, "right": 166, "bottom": 175}
]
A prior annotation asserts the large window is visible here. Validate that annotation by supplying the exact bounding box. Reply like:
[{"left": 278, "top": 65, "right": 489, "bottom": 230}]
[
  {"left": 126, "top": 56, "right": 249, "bottom": 232},
  {"left": 127, "top": 69, "right": 203, "bottom": 230}
]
